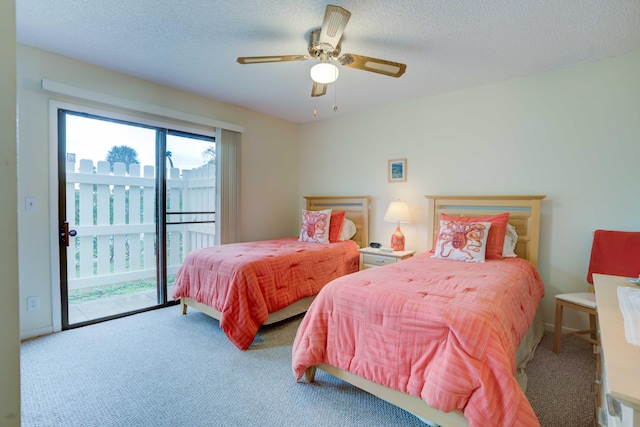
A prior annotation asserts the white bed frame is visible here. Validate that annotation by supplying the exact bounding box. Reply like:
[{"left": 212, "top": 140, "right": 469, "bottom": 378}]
[
  {"left": 180, "top": 195, "right": 370, "bottom": 325},
  {"left": 304, "top": 195, "right": 545, "bottom": 427}
]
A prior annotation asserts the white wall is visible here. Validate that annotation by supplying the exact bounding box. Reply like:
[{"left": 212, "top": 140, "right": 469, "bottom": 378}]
[
  {"left": 17, "top": 44, "right": 301, "bottom": 339},
  {"left": 299, "top": 52, "right": 640, "bottom": 331},
  {"left": 15, "top": 42, "right": 640, "bottom": 339},
  {"left": 0, "top": 1, "right": 20, "bottom": 425}
]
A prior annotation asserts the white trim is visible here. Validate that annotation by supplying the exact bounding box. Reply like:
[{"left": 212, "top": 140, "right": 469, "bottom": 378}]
[
  {"left": 41, "top": 79, "right": 244, "bottom": 133},
  {"left": 50, "top": 100, "right": 217, "bottom": 138},
  {"left": 49, "top": 102, "right": 62, "bottom": 333}
]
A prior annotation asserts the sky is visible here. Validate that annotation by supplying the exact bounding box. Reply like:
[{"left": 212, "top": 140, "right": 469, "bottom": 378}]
[{"left": 65, "top": 114, "right": 214, "bottom": 173}]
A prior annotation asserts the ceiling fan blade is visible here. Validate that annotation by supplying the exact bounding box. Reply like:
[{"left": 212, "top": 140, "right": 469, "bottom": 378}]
[
  {"left": 237, "top": 55, "right": 309, "bottom": 64},
  {"left": 319, "top": 5, "right": 351, "bottom": 48},
  {"left": 311, "top": 82, "right": 327, "bottom": 97},
  {"left": 338, "top": 53, "right": 406, "bottom": 78}
]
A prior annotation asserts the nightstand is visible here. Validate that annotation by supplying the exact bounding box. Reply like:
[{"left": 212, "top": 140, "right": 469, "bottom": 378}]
[{"left": 358, "top": 247, "right": 415, "bottom": 270}]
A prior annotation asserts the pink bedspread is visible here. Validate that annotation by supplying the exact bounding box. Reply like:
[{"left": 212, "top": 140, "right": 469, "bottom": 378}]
[
  {"left": 292, "top": 253, "right": 545, "bottom": 427},
  {"left": 172, "top": 238, "right": 359, "bottom": 350}
]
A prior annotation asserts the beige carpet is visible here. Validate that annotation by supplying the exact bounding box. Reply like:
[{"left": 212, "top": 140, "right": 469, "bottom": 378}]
[
  {"left": 21, "top": 306, "right": 595, "bottom": 426},
  {"left": 525, "top": 330, "right": 597, "bottom": 426}
]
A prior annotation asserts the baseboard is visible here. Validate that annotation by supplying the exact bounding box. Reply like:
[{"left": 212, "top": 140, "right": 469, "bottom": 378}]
[
  {"left": 545, "top": 322, "right": 586, "bottom": 334},
  {"left": 20, "top": 326, "right": 54, "bottom": 341}
]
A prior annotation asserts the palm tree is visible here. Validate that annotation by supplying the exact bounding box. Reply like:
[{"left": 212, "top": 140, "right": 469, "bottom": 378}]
[
  {"left": 106, "top": 145, "right": 139, "bottom": 173},
  {"left": 202, "top": 146, "right": 216, "bottom": 165},
  {"left": 166, "top": 151, "right": 174, "bottom": 168}
]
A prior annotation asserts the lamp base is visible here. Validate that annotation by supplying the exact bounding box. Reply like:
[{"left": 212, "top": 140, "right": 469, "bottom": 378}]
[{"left": 391, "top": 226, "right": 405, "bottom": 251}]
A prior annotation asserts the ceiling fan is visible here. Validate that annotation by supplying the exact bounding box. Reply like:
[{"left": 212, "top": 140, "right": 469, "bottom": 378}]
[{"left": 237, "top": 4, "right": 407, "bottom": 98}]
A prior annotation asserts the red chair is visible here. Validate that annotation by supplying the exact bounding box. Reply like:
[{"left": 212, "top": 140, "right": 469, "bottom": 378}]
[{"left": 553, "top": 230, "right": 640, "bottom": 354}]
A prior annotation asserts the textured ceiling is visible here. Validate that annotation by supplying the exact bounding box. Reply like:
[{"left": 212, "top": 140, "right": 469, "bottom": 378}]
[{"left": 16, "top": 1, "right": 640, "bottom": 124}]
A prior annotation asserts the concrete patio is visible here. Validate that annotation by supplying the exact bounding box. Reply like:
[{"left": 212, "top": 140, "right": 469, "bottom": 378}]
[{"left": 68, "top": 288, "right": 175, "bottom": 324}]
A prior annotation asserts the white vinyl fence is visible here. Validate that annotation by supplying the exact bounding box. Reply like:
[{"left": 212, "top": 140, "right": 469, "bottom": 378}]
[{"left": 65, "top": 159, "right": 216, "bottom": 292}]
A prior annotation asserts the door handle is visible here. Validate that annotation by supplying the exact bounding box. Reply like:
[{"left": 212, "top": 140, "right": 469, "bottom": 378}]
[{"left": 60, "top": 222, "right": 77, "bottom": 247}]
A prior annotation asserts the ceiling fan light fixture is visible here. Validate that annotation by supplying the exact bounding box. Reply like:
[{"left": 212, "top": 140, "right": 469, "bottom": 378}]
[{"left": 310, "top": 62, "right": 339, "bottom": 84}]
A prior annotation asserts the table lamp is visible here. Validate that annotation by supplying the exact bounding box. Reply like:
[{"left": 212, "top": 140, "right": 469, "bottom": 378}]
[{"left": 383, "top": 201, "right": 411, "bottom": 251}]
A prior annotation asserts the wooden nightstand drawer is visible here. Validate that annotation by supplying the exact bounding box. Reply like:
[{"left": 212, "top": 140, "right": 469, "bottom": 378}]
[
  {"left": 362, "top": 253, "right": 396, "bottom": 267},
  {"left": 358, "top": 248, "right": 415, "bottom": 270}
]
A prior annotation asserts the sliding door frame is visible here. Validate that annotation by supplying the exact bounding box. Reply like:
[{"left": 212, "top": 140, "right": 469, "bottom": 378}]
[{"left": 49, "top": 99, "right": 222, "bottom": 331}]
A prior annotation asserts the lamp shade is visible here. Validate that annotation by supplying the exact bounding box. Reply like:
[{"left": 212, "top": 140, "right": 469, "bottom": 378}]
[
  {"left": 310, "top": 62, "right": 339, "bottom": 84},
  {"left": 384, "top": 201, "right": 411, "bottom": 224}
]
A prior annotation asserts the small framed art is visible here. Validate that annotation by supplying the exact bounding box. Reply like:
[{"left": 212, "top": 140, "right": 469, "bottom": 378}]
[{"left": 388, "top": 158, "right": 407, "bottom": 183}]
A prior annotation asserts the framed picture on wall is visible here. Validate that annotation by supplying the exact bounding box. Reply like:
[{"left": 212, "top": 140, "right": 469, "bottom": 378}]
[{"left": 388, "top": 158, "right": 407, "bottom": 182}]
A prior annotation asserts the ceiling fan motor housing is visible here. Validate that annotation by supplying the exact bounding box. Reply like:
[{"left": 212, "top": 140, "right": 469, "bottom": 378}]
[{"left": 308, "top": 28, "right": 341, "bottom": 59}]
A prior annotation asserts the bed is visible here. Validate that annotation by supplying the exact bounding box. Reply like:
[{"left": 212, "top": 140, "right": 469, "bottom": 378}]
[
  {"left": 292, "top": 195, "right": 546, "bottom": 427},
  {"left": 172, "top": 195, "right": 370, "bottom": 350}
]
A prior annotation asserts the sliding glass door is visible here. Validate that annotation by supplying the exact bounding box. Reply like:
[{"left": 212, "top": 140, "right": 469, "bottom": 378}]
[
  {"left": 58, "top": 109, "right": 216, "bottom": 328},
  {"left": 164, "top": 132, "right": 216, "bottom": 301}
]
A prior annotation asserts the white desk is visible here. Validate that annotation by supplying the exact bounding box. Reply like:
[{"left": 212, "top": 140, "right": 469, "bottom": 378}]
[{"left": 594, "top": 273, "right": 640, "bottom": 427}]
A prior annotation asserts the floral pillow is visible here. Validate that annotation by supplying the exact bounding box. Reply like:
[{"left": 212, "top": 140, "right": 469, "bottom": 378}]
[
  {"left": 439, "top": 212, "right": 509, "bottom": 260},
  {"left": 432, "top": 220, "right": 492, "bottom": 262},
  {"left": 299, "top": 209, "right": 332, "bottom": 244}
]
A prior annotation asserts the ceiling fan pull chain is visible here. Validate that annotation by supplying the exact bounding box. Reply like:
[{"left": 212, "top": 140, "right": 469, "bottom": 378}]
[
  {"left": 333, "top": 77, "right": 338, "bottom": 112},
  {"left": 313, "top": 98, "right": 317, "bottom": 117}
]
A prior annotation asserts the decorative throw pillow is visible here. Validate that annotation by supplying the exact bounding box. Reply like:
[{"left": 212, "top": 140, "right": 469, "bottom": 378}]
[
  {"left": 328, "top": 211, "right": 347, "bottom": 243},
  {"left": 439, "top": 212, "right": 510, "bottom": 260},
  {"left": 299, "top": 209, "right": 332, "bottom": 244},
  {"left": 339, "top": 218, "right": 357, "bottom": 241},
  {"left": 502, "top": 223, "right": 518, "bottom": 258},
  {"left": 432, "top": 220, "right": 492, "bottom": 262}
]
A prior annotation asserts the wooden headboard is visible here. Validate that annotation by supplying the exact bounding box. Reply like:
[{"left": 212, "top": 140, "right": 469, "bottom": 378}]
[
  {"left": 304, "top": 195, "right": 370, "bottom": 248},
  {"left": 425, "top": 195, "right": 545, "bottom": 267}
]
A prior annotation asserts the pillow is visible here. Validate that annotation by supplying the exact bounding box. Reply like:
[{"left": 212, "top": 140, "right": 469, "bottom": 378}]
[
  {"left": 432, "top": 220, "right": 492, "bottom": 262},
  {"left": 299, "top": 209, "right": 332, "bottom": 244},
  {"left": 502, "top": 223, "right": 518, "bottom": 258},
  {"left": 439, "top": 212, "right": 510, "bottom": 260},
  {"left": 339, "top": 218, "right": 357, "bottom": 241},
  {"left": 328, "top": 211, "right": 346, "bottom": 243}
]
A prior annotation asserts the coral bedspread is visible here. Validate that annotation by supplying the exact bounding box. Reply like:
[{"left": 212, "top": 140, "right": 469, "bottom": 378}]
[
  {"left": 172, "top": 238, "right": 359, "bottom": 350},
  {"left": 292, "top": 253, "right": 545, "bottom": 427}
]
